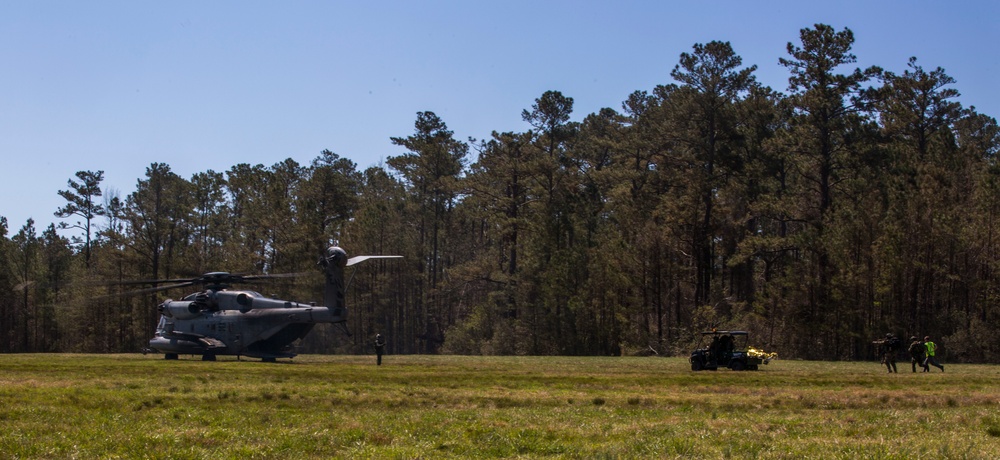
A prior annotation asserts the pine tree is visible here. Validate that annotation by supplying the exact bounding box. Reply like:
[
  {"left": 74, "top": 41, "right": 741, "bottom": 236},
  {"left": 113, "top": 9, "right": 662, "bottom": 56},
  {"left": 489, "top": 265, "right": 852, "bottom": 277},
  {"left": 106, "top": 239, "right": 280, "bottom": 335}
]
[{"left": 54, "top": 170, "right": 106, "bottom": 268}]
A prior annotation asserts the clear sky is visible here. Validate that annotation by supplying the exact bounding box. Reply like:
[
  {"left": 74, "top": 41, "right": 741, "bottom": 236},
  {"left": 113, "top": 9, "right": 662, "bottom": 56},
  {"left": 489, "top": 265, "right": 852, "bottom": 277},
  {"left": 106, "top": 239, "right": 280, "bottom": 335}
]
[{"left": 2, "top": 1, "right": 998, "bottom": 234}]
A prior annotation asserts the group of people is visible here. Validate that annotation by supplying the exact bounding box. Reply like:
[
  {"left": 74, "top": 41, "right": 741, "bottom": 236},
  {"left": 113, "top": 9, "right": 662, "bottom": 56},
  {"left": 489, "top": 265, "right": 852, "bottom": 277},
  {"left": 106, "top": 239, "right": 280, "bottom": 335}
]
[
  {"left": 707, "top": 334, "right": 735, "bottom": 364},
  {"left": 875, "top": 333, "right": 944, "bottom": 373}
]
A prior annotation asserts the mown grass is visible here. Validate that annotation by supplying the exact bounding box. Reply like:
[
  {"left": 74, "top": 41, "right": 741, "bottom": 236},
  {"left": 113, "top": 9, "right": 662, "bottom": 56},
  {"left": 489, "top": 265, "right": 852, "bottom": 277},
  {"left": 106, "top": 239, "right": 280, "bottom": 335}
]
[{"left": 0, "top": 354, "right": 998, "bottom": 459}]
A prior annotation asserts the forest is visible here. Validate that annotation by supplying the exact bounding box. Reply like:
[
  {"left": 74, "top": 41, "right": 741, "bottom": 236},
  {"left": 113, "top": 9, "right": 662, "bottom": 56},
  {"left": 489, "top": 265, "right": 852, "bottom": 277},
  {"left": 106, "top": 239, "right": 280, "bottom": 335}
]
[{"left": 2, "top": 25, "right": 998, "bottom": 361}]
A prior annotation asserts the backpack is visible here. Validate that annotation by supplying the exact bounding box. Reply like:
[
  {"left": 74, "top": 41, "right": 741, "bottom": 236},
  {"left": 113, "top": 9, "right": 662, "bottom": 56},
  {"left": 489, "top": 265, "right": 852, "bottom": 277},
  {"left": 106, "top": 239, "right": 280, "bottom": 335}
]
[{"left": 887, "top": 336, "right": 901, "bottom": 351}]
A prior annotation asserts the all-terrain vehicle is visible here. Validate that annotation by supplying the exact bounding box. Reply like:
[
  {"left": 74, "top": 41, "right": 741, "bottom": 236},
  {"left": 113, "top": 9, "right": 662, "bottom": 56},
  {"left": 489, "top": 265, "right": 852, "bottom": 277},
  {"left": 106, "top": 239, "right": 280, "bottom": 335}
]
[{"left": 689, "top": 330, "right": 765, "bottom": 371}]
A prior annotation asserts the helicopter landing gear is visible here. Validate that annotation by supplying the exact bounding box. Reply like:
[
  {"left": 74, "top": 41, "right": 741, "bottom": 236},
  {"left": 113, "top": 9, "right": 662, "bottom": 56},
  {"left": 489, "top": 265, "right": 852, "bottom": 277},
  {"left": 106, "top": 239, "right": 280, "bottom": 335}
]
[
  {"left": 164, "top": 353, "right": 179, "bottom": 360},
  {"left": 262, "top": 357, "right": 277, "bottom": 363},
  {"left": 202, "top": 354, "right": 216, "bottom": 361}
]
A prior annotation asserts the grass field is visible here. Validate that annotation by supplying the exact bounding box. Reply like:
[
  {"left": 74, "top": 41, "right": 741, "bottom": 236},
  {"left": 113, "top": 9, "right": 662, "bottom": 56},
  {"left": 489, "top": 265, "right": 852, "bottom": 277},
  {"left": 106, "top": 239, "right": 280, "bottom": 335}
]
[{"left": 1, "top": 353, "right": 998, "bottom": 459}]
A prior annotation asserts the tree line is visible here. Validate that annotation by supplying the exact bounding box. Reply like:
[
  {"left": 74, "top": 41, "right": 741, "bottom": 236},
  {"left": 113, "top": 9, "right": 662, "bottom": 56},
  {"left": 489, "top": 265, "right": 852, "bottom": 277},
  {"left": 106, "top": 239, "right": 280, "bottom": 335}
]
[{"left": 2, "top": 24, "right": 998, "bottom": 361}]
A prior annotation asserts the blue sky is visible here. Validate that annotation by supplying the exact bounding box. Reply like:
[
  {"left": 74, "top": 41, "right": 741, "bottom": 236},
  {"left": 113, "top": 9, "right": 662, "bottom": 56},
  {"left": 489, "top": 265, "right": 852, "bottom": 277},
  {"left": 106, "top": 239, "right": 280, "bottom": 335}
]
[{"left": 2, "top": 1, "right": 998, "bottom": 234}]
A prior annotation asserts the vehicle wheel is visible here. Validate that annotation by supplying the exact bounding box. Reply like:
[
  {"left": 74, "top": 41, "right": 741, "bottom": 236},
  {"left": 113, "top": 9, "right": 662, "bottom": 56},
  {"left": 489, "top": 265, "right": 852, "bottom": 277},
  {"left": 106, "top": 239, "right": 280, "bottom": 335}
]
[
  {"left": 202, "top": 354, "right": 216, "bottom": 361},
  {"left": 691, "top": 359, "right": 703, "bottom": 371},
  {"left": 164, "top": 353, "right": 179, "bottom": 360},
  {"left": 730, "top": 360, "right": 746, "bottom": 371}
]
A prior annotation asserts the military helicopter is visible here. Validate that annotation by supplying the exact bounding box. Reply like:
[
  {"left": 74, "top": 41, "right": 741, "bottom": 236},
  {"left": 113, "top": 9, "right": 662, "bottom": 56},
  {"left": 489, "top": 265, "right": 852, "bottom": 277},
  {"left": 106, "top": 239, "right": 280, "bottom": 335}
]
[{"left": 131, "top": 246, "right": 400, "bottom": 362}]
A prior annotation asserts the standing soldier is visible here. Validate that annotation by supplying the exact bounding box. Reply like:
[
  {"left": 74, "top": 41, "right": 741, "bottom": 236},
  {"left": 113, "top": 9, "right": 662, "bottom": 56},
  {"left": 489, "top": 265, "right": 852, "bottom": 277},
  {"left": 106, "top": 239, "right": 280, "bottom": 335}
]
[
  {"left": 908, "top": 336, "right": 929, "bottom": 372},
  {"left": 374, "top": 333, "right": 386, "bottom": 366},
  {"left": 873, "top": 333, "right": 900, "bottom": 373},
  {"left": 923, "top": 336, "right": 944, "bottom": 372}
]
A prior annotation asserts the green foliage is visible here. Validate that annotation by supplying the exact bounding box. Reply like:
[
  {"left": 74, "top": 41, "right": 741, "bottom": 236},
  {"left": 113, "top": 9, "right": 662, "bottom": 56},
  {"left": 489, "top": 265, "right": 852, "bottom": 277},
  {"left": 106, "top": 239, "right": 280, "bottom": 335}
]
[{"left": 54, "top": 170, "right": 105, "bottom": 267}]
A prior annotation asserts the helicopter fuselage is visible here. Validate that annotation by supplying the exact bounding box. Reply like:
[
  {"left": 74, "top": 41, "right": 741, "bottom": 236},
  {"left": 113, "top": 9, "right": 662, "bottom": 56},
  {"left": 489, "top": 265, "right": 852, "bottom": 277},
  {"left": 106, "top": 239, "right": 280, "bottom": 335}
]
[{"left": 149, "top": 288, "right": 345, "bottom": 361}]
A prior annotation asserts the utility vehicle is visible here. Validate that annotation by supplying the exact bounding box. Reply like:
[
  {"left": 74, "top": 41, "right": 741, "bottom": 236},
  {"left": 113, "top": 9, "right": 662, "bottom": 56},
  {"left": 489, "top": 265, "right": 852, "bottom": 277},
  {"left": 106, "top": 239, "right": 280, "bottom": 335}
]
[{"left": 689, "top": 330, "right": 765, "bottom": 371}]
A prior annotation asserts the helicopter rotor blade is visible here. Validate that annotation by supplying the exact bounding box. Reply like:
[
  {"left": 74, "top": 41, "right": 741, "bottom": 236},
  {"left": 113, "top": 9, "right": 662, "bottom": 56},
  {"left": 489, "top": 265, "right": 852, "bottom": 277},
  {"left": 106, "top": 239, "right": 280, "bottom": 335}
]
[
  {"left": 138, "top": 282, "right": 197, "bottom": 295},
  {"left": 346, "top": 255, "right": 403, "bottom": 267},
  {"left": 89, "top": 269, "right": 313, "bottom": 302},
  {"left": 108, "top": 282, "right": 198, "bottom": 298},
  {"left": 100, "top": 277, "right": 199, "bottom": 287},
  {"left": 241, "top": 271, "right": 312, "bottom": 281}
]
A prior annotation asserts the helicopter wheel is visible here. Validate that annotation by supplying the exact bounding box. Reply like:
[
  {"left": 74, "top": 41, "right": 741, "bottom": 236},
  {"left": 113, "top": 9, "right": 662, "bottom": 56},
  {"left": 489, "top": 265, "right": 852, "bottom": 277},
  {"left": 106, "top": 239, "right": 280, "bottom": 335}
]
[
  {"left": 262, "top": 357, "right": 277, "bottom": 363},
  {"left": 164, "top": 353, "right": 179, "bottom": 360},
  {"left": 202, "top": 354, "right": 216, "bottom": 361}
]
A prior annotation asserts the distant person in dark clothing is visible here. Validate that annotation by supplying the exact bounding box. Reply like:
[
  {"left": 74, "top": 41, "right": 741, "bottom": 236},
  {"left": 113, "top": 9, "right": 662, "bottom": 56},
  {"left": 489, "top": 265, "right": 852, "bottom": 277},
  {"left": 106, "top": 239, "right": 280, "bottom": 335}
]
[
  {"left": 923, "top": 336, "right": 944, "bottom": 372},
  {"left": 708, "top": 336, "right": 721, "bottom": 364},
  {"left": 873, "top": 333, "right": 900, "bottom": 373},
  {"left": 374, "top": 334, "right": 386, "bottom": 366},
  {"left": 908, "top": 336, "right": 929, "bottom": 372}
]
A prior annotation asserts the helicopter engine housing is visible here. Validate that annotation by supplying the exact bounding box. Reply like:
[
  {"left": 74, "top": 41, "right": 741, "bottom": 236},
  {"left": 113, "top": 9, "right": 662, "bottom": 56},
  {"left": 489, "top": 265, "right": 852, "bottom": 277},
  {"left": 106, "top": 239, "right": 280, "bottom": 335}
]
[{"left": 160, "top": 300, "right": 202, "bottom": 320}]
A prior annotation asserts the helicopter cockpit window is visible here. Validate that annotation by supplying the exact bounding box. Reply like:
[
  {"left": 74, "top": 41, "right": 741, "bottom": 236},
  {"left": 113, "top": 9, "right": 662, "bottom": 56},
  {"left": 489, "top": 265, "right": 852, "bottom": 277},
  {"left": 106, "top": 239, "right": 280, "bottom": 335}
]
[{"left": 155, "top": 317, "right": 175, "bottom": 335}]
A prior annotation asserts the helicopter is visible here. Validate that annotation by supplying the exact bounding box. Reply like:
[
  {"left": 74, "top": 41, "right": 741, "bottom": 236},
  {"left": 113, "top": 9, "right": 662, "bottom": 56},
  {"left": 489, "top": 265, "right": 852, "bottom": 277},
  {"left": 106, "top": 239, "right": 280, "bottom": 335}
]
[{"left": 133, "top": 246, "right": 400, "bottom": 362}]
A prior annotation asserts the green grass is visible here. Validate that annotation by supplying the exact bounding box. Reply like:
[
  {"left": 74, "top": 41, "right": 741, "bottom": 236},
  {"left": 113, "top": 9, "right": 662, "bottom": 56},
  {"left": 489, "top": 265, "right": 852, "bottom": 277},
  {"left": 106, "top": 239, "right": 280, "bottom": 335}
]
[{"left": 0, "top": 354, "right": 998, "bottom": 459}]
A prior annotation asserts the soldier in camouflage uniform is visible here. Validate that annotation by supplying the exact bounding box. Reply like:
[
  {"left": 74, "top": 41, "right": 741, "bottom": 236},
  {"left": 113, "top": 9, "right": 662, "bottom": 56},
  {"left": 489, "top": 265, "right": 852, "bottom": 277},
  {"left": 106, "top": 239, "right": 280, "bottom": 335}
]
[
  {"left": 872, "top": 333, "right": 900, "bottom": 373},
  {"left": 908, "top": 336, "right": 928, "bottom": 372}
]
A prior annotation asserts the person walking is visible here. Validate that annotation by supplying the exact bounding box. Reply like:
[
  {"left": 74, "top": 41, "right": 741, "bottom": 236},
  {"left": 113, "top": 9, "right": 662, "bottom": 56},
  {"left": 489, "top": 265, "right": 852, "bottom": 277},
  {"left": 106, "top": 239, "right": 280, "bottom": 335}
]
[
  {"left": 923, "top": 336, "right": 944, "bottom": 372},
  {"left": 374, "top": 333, "right": 386, "bottom": 366},
  {"left": 908, "top": 336, "right": 929, "bottom": 373},
  {"left": 873, "top": 333, "right": 899, "bottom": 373}
]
